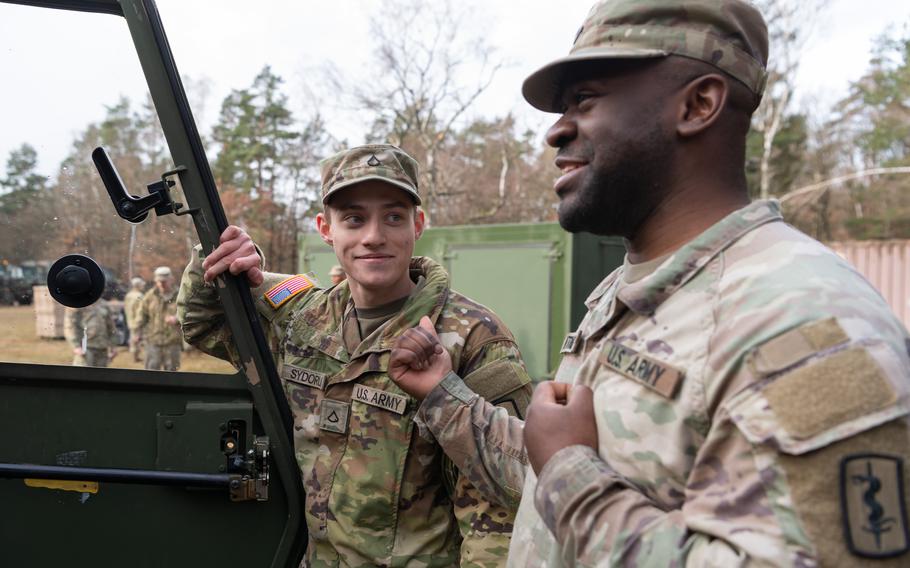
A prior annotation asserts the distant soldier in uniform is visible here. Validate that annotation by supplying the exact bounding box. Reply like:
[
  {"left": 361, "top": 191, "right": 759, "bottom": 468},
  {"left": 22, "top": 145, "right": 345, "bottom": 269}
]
[
  {"left": 328, "top": 264, "right": 345, "bottom": 286},
  {"left": 123, "top": 276, "right": 145, "bottom": 362},
  {"left": 178, "top": 144, "right": 533, "bottom": 567},
  {"left": 63, "top": 300, "right": 116, "bottom": 367},
  {"left": 138, "top": 266, "right": 181, "bottom": 371},
  {"left": 388, "top": 1, "right": 910, "bottom": 566}
]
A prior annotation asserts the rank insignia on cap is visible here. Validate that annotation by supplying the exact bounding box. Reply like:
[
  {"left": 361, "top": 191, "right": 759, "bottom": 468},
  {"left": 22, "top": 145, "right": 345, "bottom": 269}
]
[
  {"left": 841, "top": 454, "right": 910, "bottom": 558},
  {"left": 264, "top": 274, "right": 315, "bottom": 309},
  {"left": 367, "top": 154, "right": 381, "bottom": 167}
]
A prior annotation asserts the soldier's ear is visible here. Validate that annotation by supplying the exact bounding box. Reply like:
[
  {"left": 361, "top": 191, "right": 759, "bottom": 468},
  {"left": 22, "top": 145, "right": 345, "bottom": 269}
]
[
  {"left": 676, "top": 73, "right": 728, "bottom": 138},
  {"left": 413, "top": 207, "right": 426, "bottom": 240},
  {"left": 316, "top": 211, "right": 333, "bottom": 245}
]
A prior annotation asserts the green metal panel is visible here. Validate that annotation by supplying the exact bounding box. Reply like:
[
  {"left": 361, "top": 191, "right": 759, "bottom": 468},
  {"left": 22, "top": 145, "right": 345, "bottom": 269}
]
[
  {"left": 448, "top": 243, "right": 553, "bottom": 378},
  {"left": 298, "top": 223, "right": 624, "bottom": 380},
  {"left": 0, "top": 365, "right": 288, "bottom": 567},
  {"left": 299, "top": 238, "right": 338, "bottom": 286}
]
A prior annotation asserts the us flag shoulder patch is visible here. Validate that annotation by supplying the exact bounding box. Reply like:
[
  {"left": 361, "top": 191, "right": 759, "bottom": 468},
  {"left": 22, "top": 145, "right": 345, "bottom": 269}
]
[{"left": 264, "top": 275, "right": 315, "bottom": 309}]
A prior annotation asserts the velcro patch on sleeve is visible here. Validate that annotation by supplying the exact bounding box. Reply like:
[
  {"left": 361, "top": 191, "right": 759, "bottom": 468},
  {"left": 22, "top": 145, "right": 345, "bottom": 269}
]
[
  {"left": 765, "top": 347, "right": 897, "bottom": 441},
  {"left": 263, "top": 275, "right": 314, "bottom": 309},
  {"left": 753, "top": 317, "right": 850, "bottom": 375}
]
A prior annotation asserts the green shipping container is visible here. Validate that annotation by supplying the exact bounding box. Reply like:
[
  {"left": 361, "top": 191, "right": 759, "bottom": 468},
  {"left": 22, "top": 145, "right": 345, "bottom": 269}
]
[{"left": 299, "top": 223, "right": 625, "bottom": 380}]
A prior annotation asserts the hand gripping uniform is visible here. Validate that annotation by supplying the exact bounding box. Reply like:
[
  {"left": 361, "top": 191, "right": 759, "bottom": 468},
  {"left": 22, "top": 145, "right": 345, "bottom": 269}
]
[
  {"left": 178, "top": 252, "right": 532, "bottom": 567},
  {"left": 415, "top": 200, "right": 910, "bottom": 567}
]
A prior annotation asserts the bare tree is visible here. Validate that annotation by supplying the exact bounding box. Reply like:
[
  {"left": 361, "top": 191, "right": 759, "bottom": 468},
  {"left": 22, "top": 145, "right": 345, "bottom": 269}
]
[
  {"left": 326, "top": 0, "right": 503, "bottom": 221},
  {"left": 752, "top": 0, "right": 829, "bottom": 199}
]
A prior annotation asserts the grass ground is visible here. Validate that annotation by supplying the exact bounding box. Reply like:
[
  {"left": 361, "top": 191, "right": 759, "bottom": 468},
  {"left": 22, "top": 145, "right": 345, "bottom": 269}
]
[{"left": 0, "top": 305, "right": 235, "bottom": 374}]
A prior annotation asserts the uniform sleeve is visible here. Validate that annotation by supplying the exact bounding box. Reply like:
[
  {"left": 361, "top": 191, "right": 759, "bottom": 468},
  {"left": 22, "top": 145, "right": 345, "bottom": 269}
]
[
  {"left": 532, "top": 317, "right": 910, "bottom": 567},
  {"left": 440, "top": 339, "right": 533, "bottom": 566},
  {"left": 176, "top": 244, "right": 315, "bottom": 365},
  {"left": 135, "top": 293, "right": 148, "bottom": 333},
  {"left": 106, "top": 305, "right": 116, "bottom": 345},
  {"left": 417, "top": 372, "right": 528, "bottom": 510}
]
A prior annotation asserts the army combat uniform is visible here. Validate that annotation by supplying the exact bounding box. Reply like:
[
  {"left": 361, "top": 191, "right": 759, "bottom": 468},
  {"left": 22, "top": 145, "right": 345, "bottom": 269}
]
[
  {"left": 63, "top": 301, "right": 115, "bottom": 367},
  {"left": 124, "top": 285, "right": 144, "bottom": 361},
  {"left": 415, "top": 200, "right": 910, "bottom": 566},
  {"left": 137, "top": 285, "right": 181, "bottom": 371},
  {"left": 178, "top": 253, "right": 532, "bottom": 567}
]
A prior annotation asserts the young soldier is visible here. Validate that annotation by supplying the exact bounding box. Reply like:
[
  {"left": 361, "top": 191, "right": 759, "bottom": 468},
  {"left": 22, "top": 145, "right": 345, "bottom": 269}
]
[
  {"left": 388, "top": 1, "right": 910, "bottom": 566},
  {"left": 177, "top": 144, "right": 532, "bottom": 567}
]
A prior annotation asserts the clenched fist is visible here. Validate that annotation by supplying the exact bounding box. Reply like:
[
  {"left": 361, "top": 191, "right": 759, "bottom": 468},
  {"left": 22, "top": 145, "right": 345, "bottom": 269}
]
[{"left": 389, "top": 316, "right": 453, "bottom": 400}]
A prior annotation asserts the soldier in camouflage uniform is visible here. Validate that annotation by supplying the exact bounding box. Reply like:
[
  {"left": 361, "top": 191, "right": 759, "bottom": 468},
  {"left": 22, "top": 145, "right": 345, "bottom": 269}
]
[
  {"left": 63, "top": 300, "right": 116, "bottom": 367},
  {"left": 124, "top": 277, "right": 146, "bottom": 362},
  {"left": 388, "top": 1, "right": 910, "bottom": 566},
  {"left": 177, "top": 144, "right": 532, "bottom": 567},
  {"left": 138, "top": 266, "right": 182, "bottom": 371}
]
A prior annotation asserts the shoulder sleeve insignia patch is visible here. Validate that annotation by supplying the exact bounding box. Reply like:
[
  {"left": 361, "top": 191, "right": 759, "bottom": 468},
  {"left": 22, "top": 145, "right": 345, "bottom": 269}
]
[
  {"left": 263, "top": 274, "right": 315, "bottom": 309},
  {"left": 841, "top": 453, "right": 910, "bottom": 558}
]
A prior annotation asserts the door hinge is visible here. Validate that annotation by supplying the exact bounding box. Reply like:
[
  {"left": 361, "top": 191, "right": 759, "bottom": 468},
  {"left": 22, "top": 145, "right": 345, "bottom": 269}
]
[{"left": 228, "top": 436, "right": 270, "bottom": 502}]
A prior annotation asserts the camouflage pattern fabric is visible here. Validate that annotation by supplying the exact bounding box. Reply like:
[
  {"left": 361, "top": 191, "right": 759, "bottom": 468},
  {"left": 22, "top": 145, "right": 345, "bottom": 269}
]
[
  {"left": 123, "top": 288, "right": 144, "bottom": 332},
  {"left": 137, "top": 287, "right": 181, "bottom": 347},
  {"left": 522, "top": 0, "right": 769, "bottom": 112},
  {"left": 320, "top": 144, "right": 421, "bottom": 205},
  {"left": 63, "top": 301, "right": 115, "bottom": 367},
  {"left": 178, "top": 251, "right": 532, "bottom": 567},
  {"left": 145, "top": 343, "right": 181, "bottom": 372},
  {"left": 415, "top": 200, "right": 910, "bottom": 566}
]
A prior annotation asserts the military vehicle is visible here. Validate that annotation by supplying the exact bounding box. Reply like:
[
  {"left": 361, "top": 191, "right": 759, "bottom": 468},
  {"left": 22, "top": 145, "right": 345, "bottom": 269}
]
[{"left": 0, "top": 1, "right": 306, "bottom": 566}]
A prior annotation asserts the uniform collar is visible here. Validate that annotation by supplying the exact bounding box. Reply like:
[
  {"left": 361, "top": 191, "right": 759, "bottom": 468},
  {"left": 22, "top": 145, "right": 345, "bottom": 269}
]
[
  {"left": 614, "top": 200, "right": 783, "bottom": 315},
  {"left": 295, "top": 256, "right": 450, "bottom": 359}
]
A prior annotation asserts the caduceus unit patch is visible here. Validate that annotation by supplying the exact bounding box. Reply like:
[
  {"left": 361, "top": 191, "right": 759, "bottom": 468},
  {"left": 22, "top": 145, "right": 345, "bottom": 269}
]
[{"left": 841, "top": 453, "right": 910, "bottom": 558}]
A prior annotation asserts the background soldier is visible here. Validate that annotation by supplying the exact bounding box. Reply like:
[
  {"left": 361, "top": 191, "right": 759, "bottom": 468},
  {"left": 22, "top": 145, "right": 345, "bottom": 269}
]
[
  {"left": 137, "top": 266, "right": 181, "bottom": 371},
  {"left": 123, "top": 276, "right": 145, "bottom": 362},
  {"left": 63, "top": 300, "right": 116, "bottom": 367},
  {"left": 389, "top": 1, "right": 910, "bottom": 566},
  {"left": 328, "top": 264, "right": 345, "bottom": 286},
  {"left": 178, "top": 144, "right": 532, "bottom": 567}
]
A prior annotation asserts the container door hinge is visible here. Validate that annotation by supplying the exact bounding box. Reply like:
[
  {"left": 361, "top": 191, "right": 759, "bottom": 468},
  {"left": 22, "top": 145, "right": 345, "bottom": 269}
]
[{"left": 228, "top": 436, "right": 270, "bottom": 502}]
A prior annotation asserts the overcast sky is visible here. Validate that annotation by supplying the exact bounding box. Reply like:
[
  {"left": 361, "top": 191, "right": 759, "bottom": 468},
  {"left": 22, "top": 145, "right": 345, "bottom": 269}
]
[{"left": 2, "top": 0, "right": 910, "bottom": 177}]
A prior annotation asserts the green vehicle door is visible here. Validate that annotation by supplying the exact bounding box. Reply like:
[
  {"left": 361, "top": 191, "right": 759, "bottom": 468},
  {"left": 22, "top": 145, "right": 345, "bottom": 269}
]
[{"left": 0, "top": 1, "right": 306, "bottom": 566}]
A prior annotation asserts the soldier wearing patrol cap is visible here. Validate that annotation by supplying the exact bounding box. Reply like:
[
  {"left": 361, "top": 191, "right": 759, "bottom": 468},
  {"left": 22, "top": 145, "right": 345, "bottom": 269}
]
[
  {"left": 177, "top": 144, "right": 532, "bottom": 566},
  {"left": 387, "top": 1, "right": 910, "bottom": 566},
  {"left": 137, "top": 266, "right": 182, "bottom": 371}
]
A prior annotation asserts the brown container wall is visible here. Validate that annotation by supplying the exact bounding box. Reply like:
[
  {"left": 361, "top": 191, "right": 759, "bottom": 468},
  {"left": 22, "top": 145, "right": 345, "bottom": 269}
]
[{"left": 828, "top": 240, "right": 910, "bottom": 331}]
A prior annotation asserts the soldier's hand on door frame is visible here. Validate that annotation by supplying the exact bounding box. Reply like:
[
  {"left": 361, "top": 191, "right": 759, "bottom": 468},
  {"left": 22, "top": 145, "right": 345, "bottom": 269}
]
[
  {"left": 201, "top": 225, "right": 263, "bottom": 286},
  {"left": 390, "top": 316, "right": 452, "bottom": 400},
  {"left": 524, "top": 381, "right": 598, "bottom": 475}
]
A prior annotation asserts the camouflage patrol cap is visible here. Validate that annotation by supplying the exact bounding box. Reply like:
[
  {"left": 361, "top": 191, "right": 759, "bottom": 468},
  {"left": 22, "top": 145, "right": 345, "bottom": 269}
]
[
  {"left": 523, "top": 0, "right": 769, "bottom": 112},
  {"left": 320, "top": 144, "right": 421, "bottom": 205},
  {"left": 153, "top": 266, "right": 172, "bottom": 281}
]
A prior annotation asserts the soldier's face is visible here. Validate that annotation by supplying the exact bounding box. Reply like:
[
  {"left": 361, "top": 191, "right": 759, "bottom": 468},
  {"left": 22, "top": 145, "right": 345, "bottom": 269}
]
[
  {"left": 316, "top": 182, "right": 424, "bottom": 302},
  {"left": 545, "top": 60, "right": 675, "bottom": 238},
  {"left": 155, "top": 277, "right": 172, "bottom": 292}
]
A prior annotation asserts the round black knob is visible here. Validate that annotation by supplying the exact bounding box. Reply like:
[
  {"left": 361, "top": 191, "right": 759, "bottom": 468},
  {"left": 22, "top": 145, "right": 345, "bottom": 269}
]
[
  {"left": 56, "top": 265, "right": 92, "bottom": 295},
  {"left": 47, "top": 254, "right": 106, "bottom": 308}
]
